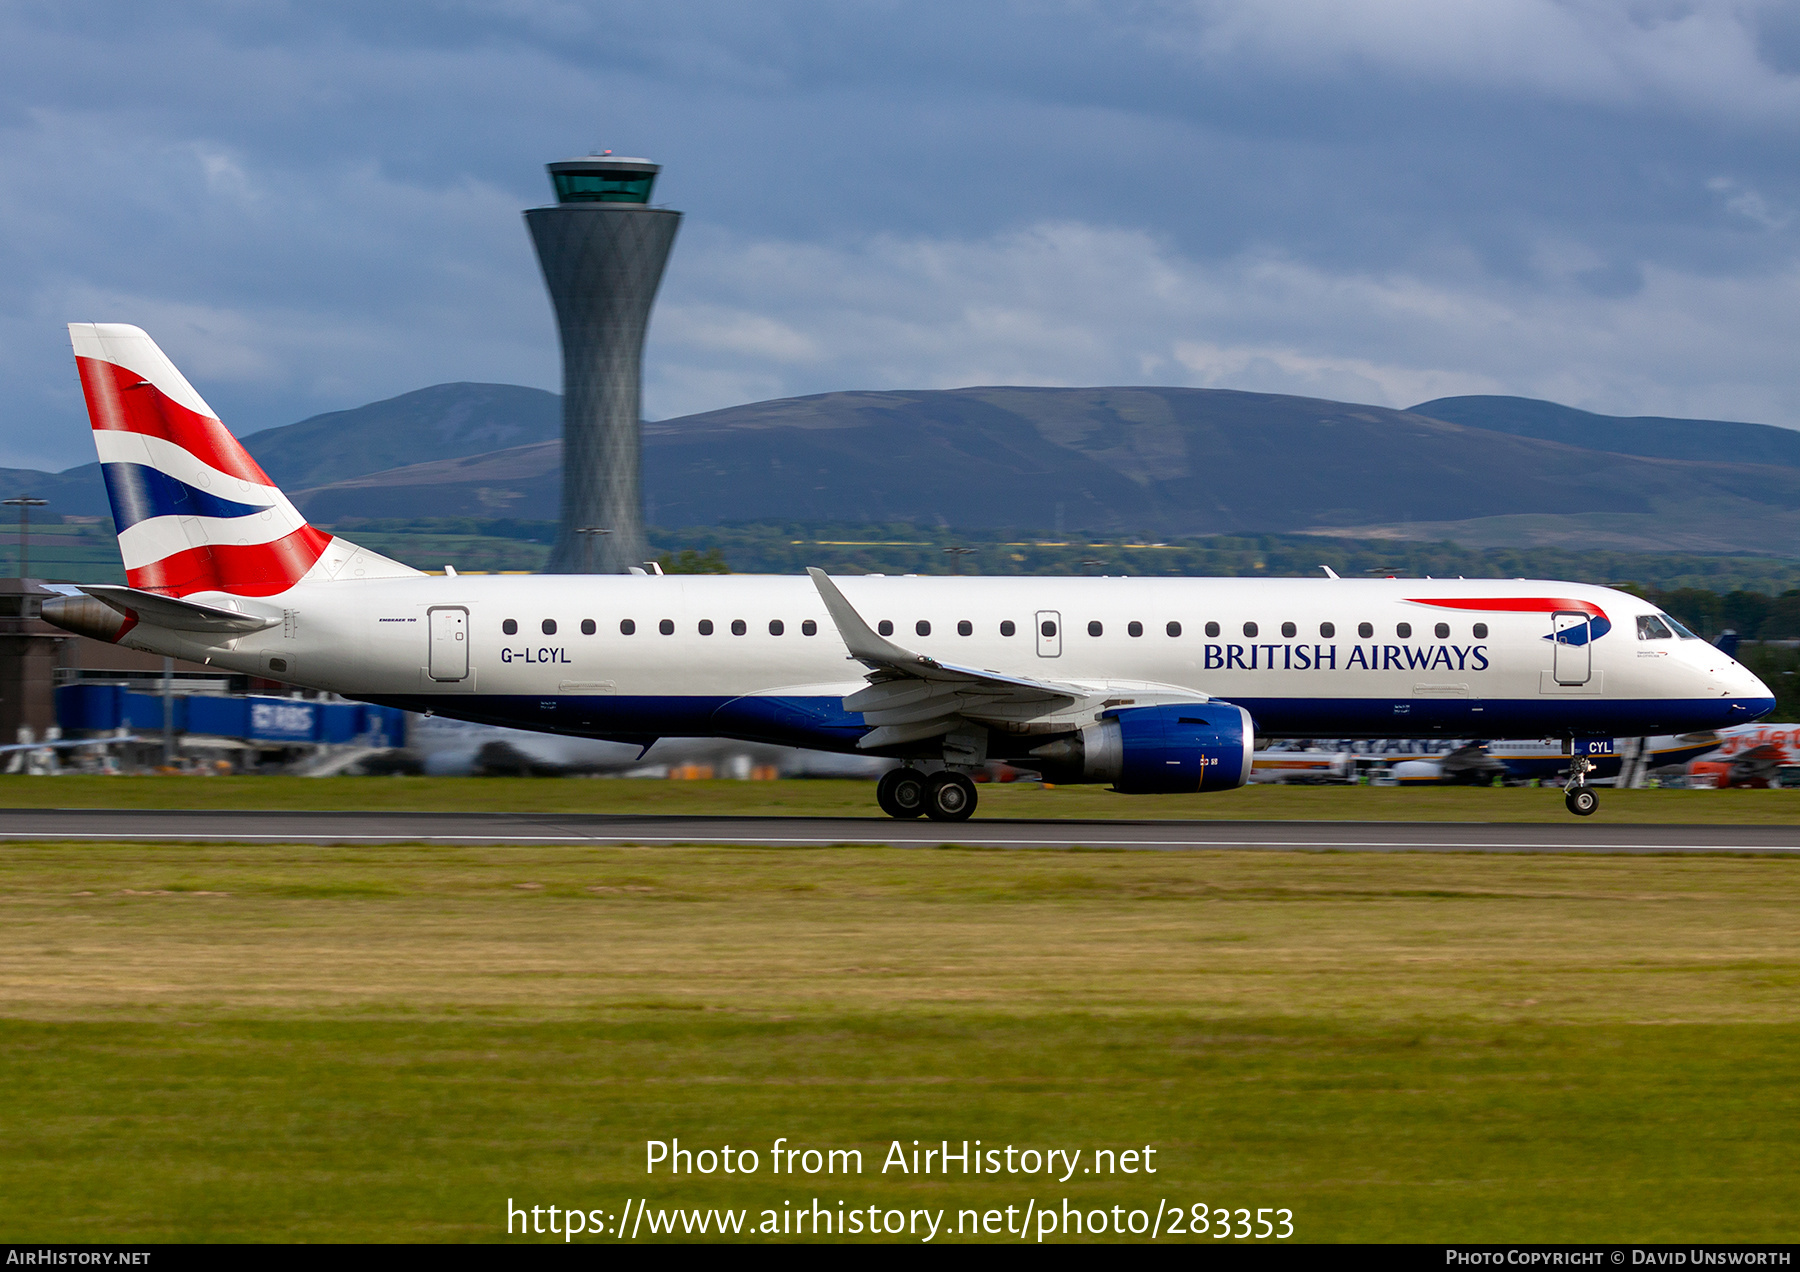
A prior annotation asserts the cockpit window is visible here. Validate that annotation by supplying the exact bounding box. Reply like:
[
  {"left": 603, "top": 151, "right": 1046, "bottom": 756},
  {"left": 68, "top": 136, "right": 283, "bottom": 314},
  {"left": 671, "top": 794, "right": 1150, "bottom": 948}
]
[
  {"left": 1659, "top": 612, "right": 1701, "bottom": 640},
  {"left": 1637, "top": 615, "right": 1673, "bottom": 641}
]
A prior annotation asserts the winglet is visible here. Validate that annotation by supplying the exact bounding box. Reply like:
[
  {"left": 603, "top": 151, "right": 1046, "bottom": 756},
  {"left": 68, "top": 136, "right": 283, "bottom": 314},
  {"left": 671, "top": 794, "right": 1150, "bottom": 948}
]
[
  {"left": 1321, "top": 566, "right": 1340, "bottom": 579},
  {"left": 806, "top": 567, "right": 936, "bottom": 671}
]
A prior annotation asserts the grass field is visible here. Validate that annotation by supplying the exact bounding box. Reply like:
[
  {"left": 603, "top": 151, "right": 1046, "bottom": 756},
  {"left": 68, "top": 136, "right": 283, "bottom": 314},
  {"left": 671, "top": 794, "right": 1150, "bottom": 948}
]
[
  {"left": 7, "top": 773, "right": 1800, "bottom": 822},
  {"left": 3, "top": 839, "right": 1798, "bottom": 1243}
]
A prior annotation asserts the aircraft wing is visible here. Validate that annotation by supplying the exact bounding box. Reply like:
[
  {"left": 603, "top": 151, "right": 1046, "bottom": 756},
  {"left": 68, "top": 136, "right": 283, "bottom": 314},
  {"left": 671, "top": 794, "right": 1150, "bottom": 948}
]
[
  {"left": 807, "top": 567, "right": 1207, "bottom": 749},
  {"left": 77, "top": 585, "right": 282, "bottom": 635}
]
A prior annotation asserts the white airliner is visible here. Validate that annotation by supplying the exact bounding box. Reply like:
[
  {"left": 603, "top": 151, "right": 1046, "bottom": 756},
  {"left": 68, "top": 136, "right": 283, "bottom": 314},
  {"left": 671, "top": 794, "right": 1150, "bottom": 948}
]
[{"left": 42, "top": 324, "right": 1776, "bottom": 820}]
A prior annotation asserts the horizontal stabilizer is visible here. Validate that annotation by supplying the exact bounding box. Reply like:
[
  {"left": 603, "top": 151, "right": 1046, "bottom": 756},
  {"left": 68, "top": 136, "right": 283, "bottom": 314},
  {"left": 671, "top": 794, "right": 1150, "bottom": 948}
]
[{"left": 79, "top": 585, "right": 281, "bottom": 634}]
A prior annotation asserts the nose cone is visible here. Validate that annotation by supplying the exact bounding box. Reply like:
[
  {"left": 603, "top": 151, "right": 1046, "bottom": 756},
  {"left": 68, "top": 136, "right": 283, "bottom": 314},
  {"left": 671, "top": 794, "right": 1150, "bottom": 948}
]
[{"left": 1726, "top": 662, "right": 1777, "bottom": 722}]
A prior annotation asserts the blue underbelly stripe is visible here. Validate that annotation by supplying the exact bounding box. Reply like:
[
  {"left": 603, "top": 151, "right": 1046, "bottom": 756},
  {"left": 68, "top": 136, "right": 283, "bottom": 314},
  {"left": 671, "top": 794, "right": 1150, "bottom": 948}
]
[{"left": 356, "top": 693, "right": 1776, "bottom": 755}]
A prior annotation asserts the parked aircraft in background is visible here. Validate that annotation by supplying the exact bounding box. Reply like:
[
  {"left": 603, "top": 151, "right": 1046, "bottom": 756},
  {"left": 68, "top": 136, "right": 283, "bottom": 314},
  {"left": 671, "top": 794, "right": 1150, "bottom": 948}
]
[
  {"left": 1682, "top": 722, "right": 1800, "bottom": 788},
  {"left": 41, "top": 325, "right": 1777, "bottom": 819},
  {"left": 1249, "top": 745, "right": 1355, "bottom": 784},
  {"left": 1707, "top": 722, "right": 1800, "bottom": 766},
  {"left": 1385, "top": 733, "right": 1723, "bottom": 785}
]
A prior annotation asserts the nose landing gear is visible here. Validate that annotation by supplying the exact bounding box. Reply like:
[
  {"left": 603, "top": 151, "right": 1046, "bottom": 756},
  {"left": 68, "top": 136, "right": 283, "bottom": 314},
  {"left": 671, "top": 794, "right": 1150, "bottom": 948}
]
[
  {"left": 1563, "top": 755, "right": 1598, "bottom": 816},
  {"left": 876, "top": 768, "right": 978, "bottom": 821}
]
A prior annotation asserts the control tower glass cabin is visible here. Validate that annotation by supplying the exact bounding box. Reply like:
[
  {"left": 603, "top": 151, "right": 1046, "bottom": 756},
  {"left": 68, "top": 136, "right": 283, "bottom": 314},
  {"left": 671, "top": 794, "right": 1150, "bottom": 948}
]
[{"left": 525, "top": 156, "right": 681, "bottom": 573}]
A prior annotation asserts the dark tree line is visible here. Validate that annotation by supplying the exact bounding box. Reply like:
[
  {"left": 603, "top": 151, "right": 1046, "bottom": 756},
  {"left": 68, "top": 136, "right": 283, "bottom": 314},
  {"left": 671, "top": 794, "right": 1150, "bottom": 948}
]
[{"left": 1636, "top": 588, "right": 1800, "bottom": 641}]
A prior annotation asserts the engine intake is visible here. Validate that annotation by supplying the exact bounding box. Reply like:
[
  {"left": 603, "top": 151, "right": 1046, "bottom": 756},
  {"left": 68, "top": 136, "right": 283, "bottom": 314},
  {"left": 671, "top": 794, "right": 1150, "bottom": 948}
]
[{"left": 1029, "top": 703, "right": 1253, "bottom": 793}]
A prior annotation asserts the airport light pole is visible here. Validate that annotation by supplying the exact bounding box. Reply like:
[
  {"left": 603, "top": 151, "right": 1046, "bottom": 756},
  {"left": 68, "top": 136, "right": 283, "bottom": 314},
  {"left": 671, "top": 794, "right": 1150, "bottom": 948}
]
[
  {"left": 576, "top": 526, "right": 610, "bottom": 575},
  {"left": 944, "top": 546, "right": 975, "bottom": 575},
  {"left": 161, "top": 656, "right": 175, "bottom": 769},
  {"left": 3, "top": 497, "right": 47, "bottom": 579}
]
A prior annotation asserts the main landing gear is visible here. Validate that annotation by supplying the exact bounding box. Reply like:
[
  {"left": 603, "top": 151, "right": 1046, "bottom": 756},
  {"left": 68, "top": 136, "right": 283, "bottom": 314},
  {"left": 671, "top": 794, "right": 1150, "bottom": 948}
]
[
  {"left": 877, "top": 768, "right": 977, "bottom": 822},
  {"left": 1563, "top": 755, "right": 1598, "bottom": 817}
]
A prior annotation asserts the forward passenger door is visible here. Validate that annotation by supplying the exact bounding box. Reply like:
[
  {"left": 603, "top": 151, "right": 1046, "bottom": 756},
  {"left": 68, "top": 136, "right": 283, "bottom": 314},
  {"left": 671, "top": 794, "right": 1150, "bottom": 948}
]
[{"left": 1551, "top": 611, "right": 1591, "bottom": 686}]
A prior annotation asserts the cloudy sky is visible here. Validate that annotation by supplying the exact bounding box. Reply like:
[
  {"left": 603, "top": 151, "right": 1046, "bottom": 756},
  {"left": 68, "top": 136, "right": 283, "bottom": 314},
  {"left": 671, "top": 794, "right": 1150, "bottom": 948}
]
[{"left": 3, "top": 0, "right": 1800, "bottom": 470}]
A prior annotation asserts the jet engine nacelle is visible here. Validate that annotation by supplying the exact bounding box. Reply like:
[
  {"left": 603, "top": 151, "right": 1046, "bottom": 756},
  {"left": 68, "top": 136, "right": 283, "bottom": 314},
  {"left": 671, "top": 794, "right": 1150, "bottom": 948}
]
[{"left": 1030, "top": 703, "right": 1254, "bottom": 793}]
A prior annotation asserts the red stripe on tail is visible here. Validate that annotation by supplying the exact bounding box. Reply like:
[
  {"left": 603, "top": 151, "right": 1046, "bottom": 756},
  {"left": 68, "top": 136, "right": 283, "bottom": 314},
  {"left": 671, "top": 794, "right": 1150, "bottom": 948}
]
[
  {"left": 75, "top": 355, "right": 273, "bottom": 486},
  {"left": 126, "top": 525, "right": 334, "bottom": 598}
]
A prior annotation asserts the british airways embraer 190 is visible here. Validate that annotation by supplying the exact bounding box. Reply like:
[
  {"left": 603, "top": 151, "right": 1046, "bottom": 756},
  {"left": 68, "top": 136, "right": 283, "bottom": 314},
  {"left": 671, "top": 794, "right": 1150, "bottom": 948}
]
[{"left": 43, "top": 324, "right": 1775, "bottom": 819}]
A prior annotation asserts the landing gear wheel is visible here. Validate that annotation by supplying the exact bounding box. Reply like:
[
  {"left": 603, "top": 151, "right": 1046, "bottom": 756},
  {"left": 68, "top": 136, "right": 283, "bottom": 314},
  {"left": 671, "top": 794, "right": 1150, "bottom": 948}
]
[
  {"left": 877, "top": 769, "right": 928, "bottom": 819},
  {"left": 1562, "top": 753, "right": 1598, "bottom": 817},
  {"left": 923, "top": 771, "right": 978, "bottom": 822}
]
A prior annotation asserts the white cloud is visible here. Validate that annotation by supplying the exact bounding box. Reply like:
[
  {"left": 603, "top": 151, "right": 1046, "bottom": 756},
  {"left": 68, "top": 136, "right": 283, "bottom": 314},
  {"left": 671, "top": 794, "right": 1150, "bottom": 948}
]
[
  {"left": 1708, "top": 175, "right": 1791, "bottom": 229},
  {"left": 1158, "top": 0, "right": 1800, "bottom": 120}
]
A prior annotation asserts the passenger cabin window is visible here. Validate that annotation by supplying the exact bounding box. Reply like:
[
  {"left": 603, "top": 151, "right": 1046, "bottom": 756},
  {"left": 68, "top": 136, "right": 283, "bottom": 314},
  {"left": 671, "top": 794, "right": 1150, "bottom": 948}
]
[
  {"left": 878, "top": 620, "right": 894, "bottom": 637},
  {"left": 1205, "top": 622, "right": 1220, "bottom": 638},
  {"left": 659, "top": 619, "right": 674, "bottom": 635},
  {"left": 1396, "top": 623, "right": 1412, "bottom": 638},
  {"left": 769, "top": 619, "right": 784, "bottom": 635},
  {"left": 1281, "top": 622, "right": 1296, "bottom": 638},
  {"left": 1661, "top": 613, "right": 1701, "bottom": 640},
  {"left": 1320, "top": 622, "right": 1335, "bottom": 638},
  {"left": 1358, "top": 622, "right": 1373, "bottom": 638},
  {"left": 1434, "top": 622, "right": 1450, "bottom": 639},
  {"left": 1041, "top": 619, "right": 1057, "bottom": 638},
  {"left": 698, "top": 620, "right": 714, "bottom": 635},
  {"left": 1128, "top": 621, "right": 1143, "bottom": 637},
  {"left": 957, "top": 620, "right": 972, "bottom": 636},
  {"left": 1166, "top": 621, "right": 1182, "bottom": 637},
  {"left": 1473, "top": 623, "right": 1488, "bottom": 639},
  {"left": 580, "top": 619, "right": 596, "bottom": 636},
  {"left": 502, "top": 619, "right": 518, "bottom": 636},
  {"left": 916, "top": 620, "right": 931, "bottom": 637},
  {"left": 802, "top": 620, "right": 817, "bottom": 636},
  {"left": 1243, "top": 622, "right": 1258, "bottom": 638},
  {"left": 731, "top": 619, "right": 747, "bottom": 636},
  {"left": 1000, "top": 620, "right": 1016, "bottom": 637},
  {"left": 1088, "top": 621, "right": 1103, "bottom": 637},
  {"left": 619, "top": 619, "right": 635, "bottom": 635},
  {"left": 542, "top": 619, "right": 557, "bottom": 635}
]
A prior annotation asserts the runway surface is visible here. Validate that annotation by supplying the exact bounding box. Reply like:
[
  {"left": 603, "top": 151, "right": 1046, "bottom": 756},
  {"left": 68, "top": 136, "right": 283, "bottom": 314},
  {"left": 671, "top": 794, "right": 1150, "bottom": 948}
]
[{"left": 1, "top": 808, "right": 1798, "bottom": 853}]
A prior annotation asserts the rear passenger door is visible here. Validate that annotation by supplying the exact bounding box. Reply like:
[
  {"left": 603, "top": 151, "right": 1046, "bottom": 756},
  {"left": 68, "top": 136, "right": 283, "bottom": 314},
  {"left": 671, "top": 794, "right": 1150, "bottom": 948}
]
[{"left": 1035, "top": 610, "right": 1061, "bottom": 658}]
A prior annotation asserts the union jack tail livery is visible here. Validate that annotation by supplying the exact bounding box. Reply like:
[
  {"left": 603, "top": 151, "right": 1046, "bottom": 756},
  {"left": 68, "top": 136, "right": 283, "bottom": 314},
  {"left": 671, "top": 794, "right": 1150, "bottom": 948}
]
[{"left": 69, "top": 323, "right": 416, "bottom": 598}]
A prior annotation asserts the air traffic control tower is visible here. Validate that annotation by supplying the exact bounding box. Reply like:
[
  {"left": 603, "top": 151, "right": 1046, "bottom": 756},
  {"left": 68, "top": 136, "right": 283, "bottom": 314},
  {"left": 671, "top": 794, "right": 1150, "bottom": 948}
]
[{"left": 526, "top": 155, "right": 680, "bottom": 573}]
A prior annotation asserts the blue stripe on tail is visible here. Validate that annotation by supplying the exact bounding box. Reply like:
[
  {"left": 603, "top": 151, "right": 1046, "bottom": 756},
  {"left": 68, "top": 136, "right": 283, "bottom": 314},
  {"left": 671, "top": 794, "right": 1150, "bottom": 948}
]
[{"left": 101, "top": 462, "right": 269, "bottom": 532}]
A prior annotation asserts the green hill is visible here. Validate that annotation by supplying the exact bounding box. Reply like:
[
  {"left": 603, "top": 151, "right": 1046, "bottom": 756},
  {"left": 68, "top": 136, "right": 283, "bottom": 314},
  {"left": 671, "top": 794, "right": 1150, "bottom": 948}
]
[
  {"left": 1411, "top": 395, "right": 1800, "bottom": 467},
  {"left": 11, "top": 381, "right": 1800, "bottom": 559}
]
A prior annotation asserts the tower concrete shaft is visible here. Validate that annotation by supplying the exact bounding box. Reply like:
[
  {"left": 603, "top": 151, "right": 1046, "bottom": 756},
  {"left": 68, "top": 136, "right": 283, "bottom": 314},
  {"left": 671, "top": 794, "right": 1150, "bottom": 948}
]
[{"left": 526, "top": 157, "right": 680, "bottom": 574}]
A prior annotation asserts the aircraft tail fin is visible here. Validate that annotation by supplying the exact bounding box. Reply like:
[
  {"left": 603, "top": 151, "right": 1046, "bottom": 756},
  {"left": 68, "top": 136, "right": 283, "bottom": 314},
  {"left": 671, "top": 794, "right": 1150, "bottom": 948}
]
[{"left": 67, "top": 323, "right": 420, "bottom": 597}]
